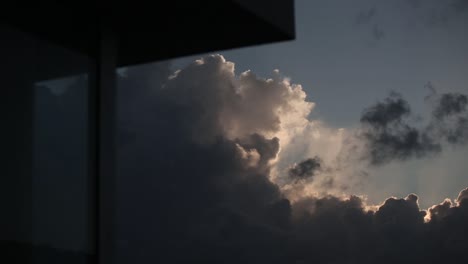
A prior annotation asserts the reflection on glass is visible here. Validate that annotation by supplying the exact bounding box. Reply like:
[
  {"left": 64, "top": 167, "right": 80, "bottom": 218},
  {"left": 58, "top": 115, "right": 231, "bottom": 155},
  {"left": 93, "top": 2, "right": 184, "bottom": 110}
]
[{"left": 0, "top": 25, "right": 93, "bottom": 263}]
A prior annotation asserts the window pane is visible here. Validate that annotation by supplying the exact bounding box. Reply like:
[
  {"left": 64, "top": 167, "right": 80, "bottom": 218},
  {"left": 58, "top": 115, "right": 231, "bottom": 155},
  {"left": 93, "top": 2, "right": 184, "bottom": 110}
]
[{"left": 0, "top": 25, "right": 94, "bottom": 263}]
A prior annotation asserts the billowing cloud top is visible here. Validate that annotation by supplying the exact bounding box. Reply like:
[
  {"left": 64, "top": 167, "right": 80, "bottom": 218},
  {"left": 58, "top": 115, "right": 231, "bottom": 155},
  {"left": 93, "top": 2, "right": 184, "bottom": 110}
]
[{"left": 115, "top": 55, "right": 468, "bottom": 264}]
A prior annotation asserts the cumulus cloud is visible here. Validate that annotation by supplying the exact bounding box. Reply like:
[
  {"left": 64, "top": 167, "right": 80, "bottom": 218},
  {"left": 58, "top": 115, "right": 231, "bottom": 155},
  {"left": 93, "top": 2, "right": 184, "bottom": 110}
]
[
  {"left": 116, "top": 55, "right": 307, "bottom": 263},
  {"left": 289, "top": 190, "right": 468, "bottom": 264},
  {"left": 456, "top": 187, "right": 468, "bottom": 205},
  {"left": 116, "top": 55, "right": 468, "bottom": 264},
  {"left": 427, "top": 198, "right": 453, "bottom": 221}
]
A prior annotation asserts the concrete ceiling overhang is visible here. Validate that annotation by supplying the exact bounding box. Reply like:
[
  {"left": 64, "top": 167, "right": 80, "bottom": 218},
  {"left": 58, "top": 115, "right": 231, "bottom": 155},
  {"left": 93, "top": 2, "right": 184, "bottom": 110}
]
[{"left": 2, "top": 1, "right": 295, "bottom": 67}]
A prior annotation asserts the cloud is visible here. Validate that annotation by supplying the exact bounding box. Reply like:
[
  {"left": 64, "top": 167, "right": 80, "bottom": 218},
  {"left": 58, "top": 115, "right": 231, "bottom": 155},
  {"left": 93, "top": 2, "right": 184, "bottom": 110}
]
[
  {"left": 288, "top": 156, "right": 322, "bottom": 181},
  {"left": 432, "top": 93, "right": 468, "bottom": 119},
  {"left": 374, "top": 193, "right": 426, "bottom": 228},
  {"left": 358, "top": 92, "right": 441, "bottom": 165},
  {"left": 360, "top": 92, "right": 411, "bottom": 127},
  {"left": 456, "top": 187, "right": 468, "bottom": 205},
  {"left": 289, "top": 189, "right": 468, "bottom": 264},
  {"left": 428, "top": 91, "right": 468, "bottom": 144},
  {"left": 116, "top": 55, "right": 468, "bottom": 263},
  {"left": 116, "top": 55, "right": 307, "bottom": 263},
  {"left": 427, "top": 198, "right": 453, "bottom": 221},
  {"left": 355, "top": 88, "right": 468, "bottom": 166}
]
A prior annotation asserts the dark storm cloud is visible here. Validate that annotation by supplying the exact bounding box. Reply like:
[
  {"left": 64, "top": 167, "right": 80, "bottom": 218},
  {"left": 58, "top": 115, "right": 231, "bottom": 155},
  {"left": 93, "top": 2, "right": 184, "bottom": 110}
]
[
  {"left": 427, "top": 90, "right": 468, "bottom": 144},
  {"left": 427, "top": 198, "right": 452, "bottom": 221},
  {"left": 433, "top": 93, "right": 468, "bottom": 119},
  {"left": 424, "top": 187, "right": 468, "bottom": 263},
  {"left": 360, "top": 92, "right": 410, "bottom": 127},
  {"left": 288, "top": 156, "right": 322, "bottom": 180},
  {"left": 358, "top": 87, "right": 468, "bottom": 166},
  {"left": 359, "top": 92, "right": 441, "bottom": 165},
  {"left": 374, "top": 193, "right": 426, "bottom": 228},
  {"left": 290, "top": 191, "right": 468, "bottom": 264},
  {"left": 116, "top": 55, "right": 468, "bottom": 264}
]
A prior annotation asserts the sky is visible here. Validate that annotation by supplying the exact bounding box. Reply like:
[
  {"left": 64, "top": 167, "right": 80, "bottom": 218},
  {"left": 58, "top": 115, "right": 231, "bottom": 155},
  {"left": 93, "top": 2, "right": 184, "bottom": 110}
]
[
  {"left": 174, "top": 0, "right": 468, "bottom": 128},
  {"left": 114, "top": 52, "right": 468, "bottom": 263},
  {"left": 168, "top": 0, "right": 468, "bottom": 209},
  {"left": 29, "top": 0, "right": 468, "bottom": 262},
  {"left": 113, "top": 1, "right": 468, "bottom": 262}
]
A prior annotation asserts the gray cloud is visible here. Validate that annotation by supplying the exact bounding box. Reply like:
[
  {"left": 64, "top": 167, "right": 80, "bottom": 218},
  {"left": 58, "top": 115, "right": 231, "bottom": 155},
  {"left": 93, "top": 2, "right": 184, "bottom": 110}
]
[
  {"left": 427, "top": 199, "right": 453, "bottom": 221},
  {"left": 116, "top": 55, "right": 305, "bottom": 263},
  {"left": 428, "top": 92, "right": 468, "bottom": 144},
  {"left": 433, "top": 93, "right": 468, "bottom": 119},
  {"left": 116, "top": 55, "right": 468, "bottom": 263},
  {"left": 290, "top": 190, "right": 468, "bottom": 264},
  {"left": 456, "top": 187, "right": 468, "bottom": 205},
  {"left": 357, "top": 87, "right": 468, "bottom": 166},
  {"left": 359, "top": 92, "right": 441, "bottom": 165},
  {"left": 288, "top": 156, "right": 322, "bottom": 181},
  {"left": 360, "top": 92, "right": 411, "bottom": 127}
]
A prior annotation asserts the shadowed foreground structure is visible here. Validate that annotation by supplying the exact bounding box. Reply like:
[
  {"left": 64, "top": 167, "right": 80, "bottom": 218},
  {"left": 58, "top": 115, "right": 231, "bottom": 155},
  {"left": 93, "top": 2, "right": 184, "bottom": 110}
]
[{"left": 1, "top": 1, "right": 295, "bottom": 263}]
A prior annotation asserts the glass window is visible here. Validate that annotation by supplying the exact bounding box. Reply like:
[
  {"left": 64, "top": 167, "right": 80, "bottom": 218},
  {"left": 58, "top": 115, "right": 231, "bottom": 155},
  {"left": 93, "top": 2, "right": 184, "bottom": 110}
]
[{"left": 0, "top": 25, "right": 94, "bottom": 263}]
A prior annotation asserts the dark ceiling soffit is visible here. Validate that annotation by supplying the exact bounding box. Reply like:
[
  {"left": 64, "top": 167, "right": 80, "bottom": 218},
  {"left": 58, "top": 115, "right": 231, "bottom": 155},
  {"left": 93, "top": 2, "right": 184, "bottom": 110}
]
[
  {"left": 231, "top": 0, "right": 295, "bottom": 38},
  {"left": 114, "top": 1, "right": 295, "bottom": 66},
  {"left": 1, "top": 1, "right": 295, "bottom": 67}
]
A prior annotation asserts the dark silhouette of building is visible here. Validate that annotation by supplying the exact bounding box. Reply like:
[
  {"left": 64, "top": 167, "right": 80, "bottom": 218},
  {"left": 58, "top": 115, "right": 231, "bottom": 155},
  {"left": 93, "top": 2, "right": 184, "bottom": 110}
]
[{"left": 0, "top": 1, "right": 295, "bottom": 263}]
